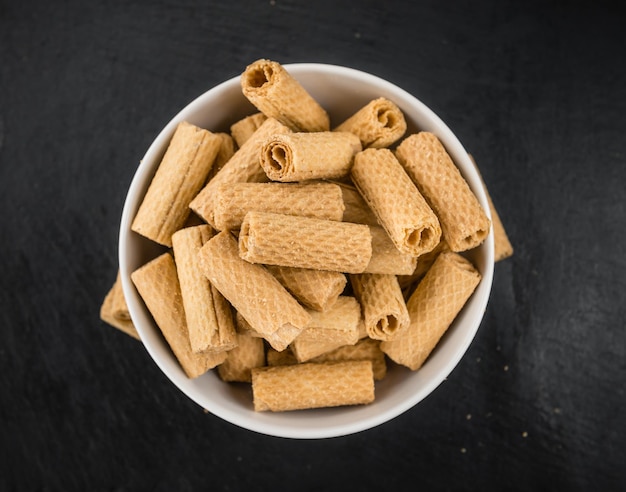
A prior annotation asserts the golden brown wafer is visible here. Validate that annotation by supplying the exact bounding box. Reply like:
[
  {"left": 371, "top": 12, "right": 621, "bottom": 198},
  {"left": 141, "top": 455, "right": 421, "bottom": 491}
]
[
  {"left": 131, "top": 121, "right": 221, "bottom": 247},
  {"left": 266, "top": 339, "right": 386, "bottom": 380},
  {"left": 260, "top": 132, "right": 362, "bottom": 182},
  {"left": 241, "top": 59, "right": 330, "bottom": 132},
  {"left": 265, "top": 265, "right": 346, "bottom": 311},
  {"left": 397, "top": 240, "right": 450, "bottom": 289},
  {"left": 395, "top": 133, "right": 491, "bottom": 252},
  {"left": 336, "top": 182, "right": 380, "bottom": 226},
  {"left": 189, "top": 117, "right": 291, "bottom": 227},
  {"left": 239, "top": 211, "right": 372, "bottom": 273},
  {"left": 100, "top": 273, "right": 140, "bottom": 340},
  {"left": 230, "top": 112, "right": 267, "bottom": 147},
  {"left": 234, "top": 311, "right": 299, "bottom": 352},
  {"left": 350, "top": 273, "right": 410, "bottom": 341},
  {"left": 467, "top": 154, "right": 514, "bottom": 261},
  {"left": 334, "top": 97, "right": 407, "bottom": 148},
  {"left": 212, "top": 181, "right": 345, "bottom": 231},
  {"left": 381, "top": 251, "right": 481, "bottom": 370},
  {"left": 131, "top": 253, "right": 227, "bottom": 378},
  {"left": 171, "top": 225, "right": 237, "bottom": 354},
  {"left": 217, "top": 333, "right": 265, "bottom": 383},
  {"left": 291, "top": 296, "right": 361, "bottom": 362},
  {"left": 312, "top": 338, "right": 387, "bottom": 380},
  {"left": 197, "top": 231, "right": 310, "bottom": 349},
  {"left": 251, "top": 360, "right": 375, "bottom": 412},
  {"left": 205, "top": 132, "right": 236, "bottom": 183},
  {"left": 351, "top": 148, "right": 441, "bottom": 256},
  {"left": 365, "top": 226, "right": 418, "bottom": 275}
]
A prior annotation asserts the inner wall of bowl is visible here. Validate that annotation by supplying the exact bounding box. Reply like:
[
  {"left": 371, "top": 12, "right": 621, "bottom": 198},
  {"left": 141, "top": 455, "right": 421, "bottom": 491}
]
[{"left": 119, "top": 63, "right": 494, "bottom": 439}]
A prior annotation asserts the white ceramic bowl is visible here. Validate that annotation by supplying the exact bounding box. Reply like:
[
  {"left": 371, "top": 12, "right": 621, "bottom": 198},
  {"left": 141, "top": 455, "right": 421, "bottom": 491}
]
[{"left": 119, "top": 63, "right": 494, "bottom": 439}]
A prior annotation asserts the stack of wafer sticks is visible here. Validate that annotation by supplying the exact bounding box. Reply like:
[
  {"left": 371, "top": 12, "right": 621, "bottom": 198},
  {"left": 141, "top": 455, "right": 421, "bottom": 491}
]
[{"left": 100, "top": 59, "right": 514, "bottom": 412}]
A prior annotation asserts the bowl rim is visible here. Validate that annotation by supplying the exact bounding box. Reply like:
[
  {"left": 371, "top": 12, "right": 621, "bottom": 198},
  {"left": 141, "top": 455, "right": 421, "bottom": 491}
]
[{"left": 119, "top": 62, "right": 494, "bottom": 439}]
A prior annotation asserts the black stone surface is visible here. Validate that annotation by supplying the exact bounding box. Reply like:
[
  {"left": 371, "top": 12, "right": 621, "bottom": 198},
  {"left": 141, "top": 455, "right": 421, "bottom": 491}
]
[{"left": 1, "top": 1, "right": 624, "bottom": 490}]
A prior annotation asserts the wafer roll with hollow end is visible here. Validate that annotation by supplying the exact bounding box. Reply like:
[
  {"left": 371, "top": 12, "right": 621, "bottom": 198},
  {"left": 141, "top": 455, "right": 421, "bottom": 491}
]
[
  {"left": 350, "top": 273, "right": 410, "bottom": 341},
  {"left": 468, "top": 154, "right": 513, "bottom": 261},
  {"left": 265, "top": 265, "right": 346, "bottom": 311},
  {"left": 336, "top": 182, "right": 380, "bottom": 226},
  {"left": 396, "top": 133, "right": 491, "bottom": 252},
  {"left": 239, "top": 211, "right": 372, "bottom": 273},
  {"left": 291, "top": 296, "right": 361, "bottom": 362},
  {"left": 189, "top": 117, "right": 291, "bottom": 227},
  {"left": 352, "top": 148, "right": 441, "bottom": 256},
  {"left": 131, "top": 253, "right": 226, "bottom": 378},
  {"left": 334, "top": 97, "right": 407, "bottom": 148},
  {"left": 197, "top": 231, "right": 310, "bottom": 349},
  {"left": 100, "top": 273, "right": 140, "bottom": 340},
  {"left": 131, "top": 121, "right": 221, "bottom": 247},
  {"left": 172, "top": 225, "right": 237, "bottom": 354},
  {"left": 230, "top": 112, "right": 267, "bottom": 147},
  {"left": 241, "top": 59, "right": 329, "bottom": 132},
  {"left": 365, "top": 226, "right": 418, "bottom": 275},
  {"left": 213, "top": 182, "right": 345, "bottom": 231},
  {"left": 251, "top": 360, "right": 375, "bottom": 412},
  {"left": 260, "top": 132, "right": 362, "bottom": 182},
  {"left": 217, "top": 333, "right": 265, "bottom": 383},
  {"left": 381, "top": 251, "right": 481, "bottom": 370}
]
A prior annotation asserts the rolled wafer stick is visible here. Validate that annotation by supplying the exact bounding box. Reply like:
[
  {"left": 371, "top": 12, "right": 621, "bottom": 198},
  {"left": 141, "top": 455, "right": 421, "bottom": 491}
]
[
  {"left": 365, "top": 226, "right": 418, "bottom": 275},
  {"left": 251, "top": 360, "right": 375, "bottom": 412},
  {"left": 351, "top": 148, "right": 441, "bottom": 257},
  {"left": 100, "top": 273, "right": 140, "bottom": 340},
  {"left": 350, "top": 273, "right": 410, "bottom": 341},
  {"left": 267, "top": 339, "right": 387, "bottom": 380},
  {"left": 189, "top": 117, "right": 291, "bottom": 227},
  {"left": 395, "top": 132, "right": 491, "bottom": 252},
  {"left": 131, "top": 121, "right": 221, "bottom": 247},
  {"left": 265, "top": 265, "right": 346, "bottom": 311},
  {"left": 291, "top": 296, "right": 361, "bottom": 362},
  {"left": 131, "top": 253, "right": 227, "bottom": 378},
  {"left": 110, "top": 270, "right": 131, "bottom": 321},
  {"left": 468, "top": 154, "right": 514, "bottom": 262},
  {"left": 290, "top": 336, "right": 349, "bottom": 363},
  {"left": 213, "top": 182, "right": 345, "bottom": 231},
  {"left": 241, "top": 59, "right": 330, "bottom": 132},
  {"left": 217, "top": 333, "right": 265, "bottom": 383},
  {"left": 381, "top": 251, "right": 481, "bottom": 370},
  {"left": 230, "top": 112, "right": 267, "bottom": 147},
  {"left": 266, "top": 347, "right": 298, "bottom": 366},
  {"left": 334, "top": 97, "right": 407, "bottom": 148},
  {"left": 397, "top": 240, "right": 450, "bottom": 289},
  {"left": 197, "top": 231, "right": 310, "bottom": 349},
  {"left": 234, "top": 311, "right": 299, "bottom": 352},
  {"left": 205, "top": 132, "right": 236, "bottom": 183},
  {"left": 239, "top": 211, "right": 372, "bottom": 273},
  {"left": 171, "top": 225, "right": 237, "bottom": 354},
  {"left": 336, "top": 182, "right": 380, "bottom": 226},
  {"left": 260, "top": 132, "right": 362, "bottom": 182},
  {"left": 312, "top": 338, "right": 386, "bottom": 380}
]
